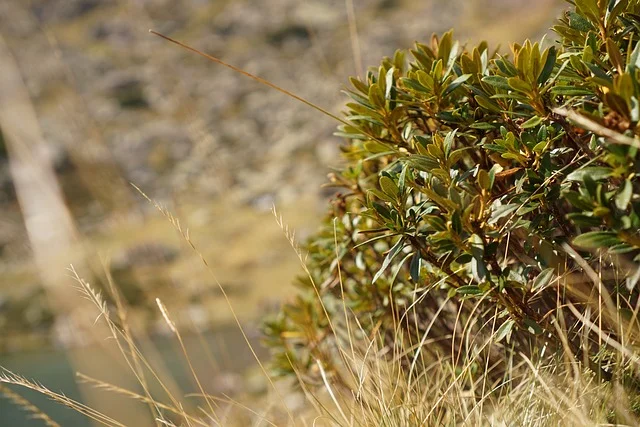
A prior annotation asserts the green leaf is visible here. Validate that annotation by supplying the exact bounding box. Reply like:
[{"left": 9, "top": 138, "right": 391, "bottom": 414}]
[
  {"left": 521, "top": 116, "right": 543, "bottom": 129},
  {"left": 606, "top": 38, "right": 624, "bottom": 73},
  {"left": 368, "top": 83, "right": 385, "bottom": 108},
  {"left": 628, "top": 40, "right": 640, "bottom": 70},
  {"left": 507, "top": 77, "right": 532, "bottom": 93},
  {"left": 566, "top": 167, "right": 613, "bottom": 182},
  {"left": 470, "top": 122, "right": 497, "bottom": 130},
  {"left": 523, "top": 317, "right": 543, "bottom": 335},
  {"left": 456, "top": 285, "right": 483, "bottom": 295},
  {"left": 566, "top": 213, "right": 602, "bottom": 227},
  {"left": 610, "top": 243, "right": 635, "bottom": 254},
  {"left": 567, "top": 11, "right": 595, "bottom": 32},
  {"left": 495, "top": 319, "right": 515, "bottom": 343},
  {"left": 390, "top": 252, "right": 414, "bottom": 286},
  {"left": 385, "top": 67, "right": 395, "bottom": 100},
  {"left": 532, "top": 267, "right": 555, "bottom": 290},
  {"left": 538, "top": 46, "right": 557, "bottom": 84},
  {"left": 615, "top": 179, "right": 633, "bottom": 210},
  {"left": 401, "top": 77, "right": 428, "bottom": 92},
  {"left": 582, "top": 44, "right": 594, "bottom": 64},
  {"left": 469, "top": 234, "right": 487, "bottom": 283},
  {"left": 424, "top": 215, "right": 447, "bottom": 231},
  {"left": 565, "top": 191, "right": 594, "bottom": 211},
  {"left": 482, "top": 76, "right": 511, "bottom": 91},
  {"left": 398, "top": 164, "right": 408, "bottom": 194},
  {"left": 550, "top": 86, "right": 594, "bottom": 96},
  {"left": 423, "top": 188, "right": 459, "bottom": 211},
  {"left": 443, "top": 74, "right": 471, "bottom": 96},
  {"left": 443, "top": 129, "right": 457, "bottom": 157},
  {"left": 364, "top": 140, "right": 393, "bottom": 154},
  {"left": 417, "top": 70, "right": 435, "bottom": 88},
  {"left": 495, "top": 56, "right": 518, "bottom": 76},
  {"left": 369, "top": 188, "right": 395, "bottom": 204},
  {"left": 372, "top": 201, "right": 392, "bottom": 219},
  {"left": 488, "top": 203, "right": 519, "bottom": 225},
  {"left": 373, "top": 238, "right": 405, "bottom": 283},
  {"left": 490, "top": 93, "right": 529, "bottom": 101},
  {"left": 405, "top": 155, "right": 439, "bottom": 172},
  {"left": 475, "top": 95, "right": 501, "bottom": 113},
  {"left": 573, "top": 231, "right": 620, "bottom": 248},
  {"left": 455, "top": 253, "right": 472, "bottom": 264},
  {"left": 410, "top": 253, "right": 421, "bottom": 282},
  {"left": 451, "top": 210, "right": 463, "bottom": 234},
  {"left": 380, "top": 176, "right": 399, "bottom": 198},
  {"left": 477, "top": 169, "right": 492, "bottom": 191},
  {"left": 349, "top": 76, "right": 369, "bottom": 94},
  {"left": 385, "top": 67, "right": 397, "bottom": 110}
]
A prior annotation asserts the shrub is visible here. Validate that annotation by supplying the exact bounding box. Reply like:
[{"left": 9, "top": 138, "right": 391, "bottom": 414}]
[{"left": 263, "top": 0, "right": 640, "bottom": 418}]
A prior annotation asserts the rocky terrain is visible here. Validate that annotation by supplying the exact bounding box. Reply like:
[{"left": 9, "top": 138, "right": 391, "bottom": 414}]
[{"left": 0, "top": 0, "right": 564, "bottom": 349}]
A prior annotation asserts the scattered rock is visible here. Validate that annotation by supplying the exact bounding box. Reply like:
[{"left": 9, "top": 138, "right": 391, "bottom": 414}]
[
  {"left": 31, "top": 0, "right": 111, "bottom": 23},
  {"left": 100, "top": 71, "right": 148, "bottom": 109},
  {"left": 267, "top": 24, "right": 312, "bottom": 48},
  {"left": 91, "top": 20, "right": 135, "bottom": 46},
  {"left": 112, "top": 120, "right": 192, "bottom": 191},
  {"left": 112, "top": 242, "right": 179, "bottom": 270}
]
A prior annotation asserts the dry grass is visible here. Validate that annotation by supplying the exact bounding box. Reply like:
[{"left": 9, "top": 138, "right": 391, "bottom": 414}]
[{"left": 0, "top": 195, "right": 639, "bottom": 426}]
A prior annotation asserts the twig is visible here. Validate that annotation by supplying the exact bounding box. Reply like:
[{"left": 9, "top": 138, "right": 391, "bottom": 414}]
[{"left": 554, "top": 107, "right": 640, "bottom": 148}]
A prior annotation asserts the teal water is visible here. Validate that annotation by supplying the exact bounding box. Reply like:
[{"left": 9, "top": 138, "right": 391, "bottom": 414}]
[
  {"left": 1, "top": 348, "right": 86, "bottom": 426},
  {"left": 0, "top": 328, "right": 264, "bottom": 426}
]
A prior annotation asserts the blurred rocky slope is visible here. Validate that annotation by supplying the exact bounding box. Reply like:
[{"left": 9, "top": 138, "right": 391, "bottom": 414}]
[
  {"left": 0, "top": 0, "right": 564, "bottom": 348},
  {"left": 0, "top": 0, "right": 564, "bottom": 213}
]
